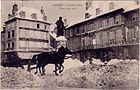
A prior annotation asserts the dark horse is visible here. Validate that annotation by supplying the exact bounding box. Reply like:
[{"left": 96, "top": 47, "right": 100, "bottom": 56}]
[{"left": 28, "top": 46, "right": 72, "bottom": 75}]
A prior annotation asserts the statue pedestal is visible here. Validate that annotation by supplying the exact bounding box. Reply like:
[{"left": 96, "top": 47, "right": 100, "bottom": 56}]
[{"left": 56, "top": 36, "right": 67, "bottom": 49}]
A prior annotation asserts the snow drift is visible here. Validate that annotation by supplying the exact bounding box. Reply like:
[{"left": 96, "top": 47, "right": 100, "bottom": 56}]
[
  {"left": 0, "top": 66, "right": 45, "bottom": 89},
  {"left": 56, "top": 60, "right": 139, "bottom": 89}
]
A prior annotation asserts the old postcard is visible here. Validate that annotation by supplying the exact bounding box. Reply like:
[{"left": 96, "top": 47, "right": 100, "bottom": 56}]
[{"left": 1, "top": 0, "right": 139, "bottom": 90}]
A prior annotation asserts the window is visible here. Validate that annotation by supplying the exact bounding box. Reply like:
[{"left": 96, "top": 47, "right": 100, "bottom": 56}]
[
  {"left": 31, "top": 13, "right": 37, "bottom": 19},
  {"left": 135, "top": 26, "right": 139, "bottom": 38},
  {"left": 102, "top": 19, "right": 108, "bottom": 28},
  {"left": 131, "top": 28, "right": 135, "bottom": 39},
  {"left": 90, "top": 23, "right": 96, "bottom": 30},
  {"left": 37, "top": 24, "right": 40, "bottom": 29},
  {"left": 96, "top": 21, "right": 101, "bottom": 29},
  {"left": 116, "top": 30, "right": 122, "bottom": 42},
  {"left": 81, "top": 37, "right": 84, "bottom": 47},
  {"left": 128, "top": 27, "right": 137, "bottom": 40},
  {"left": 12, "top": 30, "right": 14, "bottom": 37},
  {"left": 19, "top": 41, "right": 26, "bottom": 47},
  {"left": 125, "top": 27, "right": 129, "bottom": 40},
  {"left": 29, "top": 30, "right": 34, "bottom": 38},
  {"left": 12, "top": 42, "right": 14, "bottom": 48},
  {"left": 127, "top": 28, "right": 135, "bottom": 40},
  {"left": 29, "top": 41, "right": 34, "bottom": 48},
  {"left": 109, "top": 31, "right": 115, "bottom": 44},
  {"left": 84, "top": 25, "right": 87, "bottom": 32},
  {"left": 19, "top": 11, "right": 26, "bottom": 18},
  {"left": 8, "top": 32, "right": 10, "bottom": 38},
  {"left": 79, "top": 25, "right": 84, "bottom": 33},
  {"left": 115, "top": 15, "right": 122, "bottom": 24},
  {"left": 70, "top": 29, "right": 73, "bottom": 36},
  {"left": 108, "top": 17, "right": 114, "bottom": 26},
  {"left": 96, "top": 32, "right": 101, "bottom": 45},
  {"left": 19, "top": 29, "right": 26, "bottom": 38},
  {"left": 8, "top": 43, "right": 10, "bottom": 48},
  {"left": 44, "top": 25, "right": 47, "bottom": 29},
  {"left": 132, "top": 13, "right": 138, "bottom": 22},
  {"left": 102, "top": 31, "right": 108, "bottom": 44}
]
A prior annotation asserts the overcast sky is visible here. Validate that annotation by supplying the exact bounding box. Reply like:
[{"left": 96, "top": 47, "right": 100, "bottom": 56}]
[{"left": 1, "top": 0, "right": 85, "bottom": 30}]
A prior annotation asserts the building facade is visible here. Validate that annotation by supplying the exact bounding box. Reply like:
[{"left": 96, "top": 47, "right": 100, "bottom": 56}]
[
  {"left": 65, "top": 6, "right": 139, "bottom": 61},
  {"left": 1, "top": 4, "right": 51, "bottom": 60}
]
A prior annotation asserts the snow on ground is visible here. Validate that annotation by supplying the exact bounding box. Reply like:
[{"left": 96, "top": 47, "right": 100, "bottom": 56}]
[
  {"left": 56, "top": 60, "right": 139, "bottom": 90},
  {"left": 0, "top": 66, "right": 45, "bottom": 89},
  {"left": 84, "top": 58, "right": 105, "bottom": 65},
  {"left": 63, "top": 58, "right": 83, "bottom": 72},
  {"left": 25, "top": 58, "right": 83, "bottom": 75},
  {"left": 27, "top": 58, "right": 138, "bottom": 75},
  {"left": 1, "top": 58, "right": 138, "bottom": 90}
]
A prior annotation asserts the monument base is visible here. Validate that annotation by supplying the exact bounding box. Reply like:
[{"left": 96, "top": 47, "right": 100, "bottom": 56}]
[{"left": 56, "top": 36, "right": 67, "bottom": 49}]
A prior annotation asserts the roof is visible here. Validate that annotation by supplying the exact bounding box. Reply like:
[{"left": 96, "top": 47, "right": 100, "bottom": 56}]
[
  {"left": 124, "top": 5, "right": 139, "bottom": 13},
  {"left": 6, "top": 6, "right": 51, "bottom": 24},
  {"left": 67, "top": 6, "right": 139, "bottom": 29},
  {"left": 56, "top": 36, "right": 67, "bottom": 41},
  {"left": 67, "top": 7, "right": 124, "bottom": 29}
]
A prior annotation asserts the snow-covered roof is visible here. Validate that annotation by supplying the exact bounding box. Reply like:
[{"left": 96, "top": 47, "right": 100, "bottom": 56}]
[
  {"left": 16, "top": 6, "right": 44, "bottom": 21},
  {"left": 56, "top": 36, "right": 67, "bottom": 41},
  {"left": 7, "top": 6, "right": 51, "bottom": 23},
  {"left": 124, "top": 5, "right": 139, "bottom": 13},
  {"left": 67, "top": 6, "right": 139, "bottom": 29},
  {"left": 67, "top": 7, "right": 123, "bottom": 28}
]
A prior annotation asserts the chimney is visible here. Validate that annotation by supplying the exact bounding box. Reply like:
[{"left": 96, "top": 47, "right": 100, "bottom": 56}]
[
  {"left": 8, "top": 14, "right": 12, "bottom": 19},
  {"left": 96, "top": 8, "right": 101, "bottom": 15},
  {"left": 43, "top": 15, "right": 47, "bottom": 21},
  {"left": 109, "top": 2, "right": 114, "bottom": 10},
  {"left": 85, "top": 1, "right": 92, "bottom": 10},
  {"left": 41, "top": 6, "right": 45, "bottom": 15},
  {"left": 64, "top": 19, "right": 68, "bottom": 26},
  {"left": 12, "top": 4, "right": 18, "bottom": 15},
  {"left": 134, "top": 0, "right": 139, "bottom": 5},
  {"left": 41, "top": 6, "right": 47, "bottom": 21},
  {"left": 85, "top": 13, "right": 91, "bottom": 19}
]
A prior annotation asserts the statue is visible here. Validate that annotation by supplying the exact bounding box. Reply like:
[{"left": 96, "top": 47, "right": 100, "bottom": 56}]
[{"left": 55, "top": 17, "right": 65, "bottom": 37}]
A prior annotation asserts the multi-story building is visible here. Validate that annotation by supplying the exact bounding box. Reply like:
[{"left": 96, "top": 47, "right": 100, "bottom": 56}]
[
  {"left": 65, "top": 4, "right": 139, "bottom": 61},
  {"left": 1, "top": 4, "right": 52, "bottom": 61},
  {"left": 84, "top": 1, "right": 139, "bottom": 19}
]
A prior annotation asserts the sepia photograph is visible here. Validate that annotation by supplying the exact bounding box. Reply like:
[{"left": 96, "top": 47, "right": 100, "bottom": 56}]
[{"left": 0, "top": 0, "right": 139, "bottom": 90}]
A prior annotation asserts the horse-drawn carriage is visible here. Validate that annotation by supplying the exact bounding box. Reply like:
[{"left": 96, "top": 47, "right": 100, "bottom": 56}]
[{"left": 28, "top": 46, "right": 72, "bottom": 75}]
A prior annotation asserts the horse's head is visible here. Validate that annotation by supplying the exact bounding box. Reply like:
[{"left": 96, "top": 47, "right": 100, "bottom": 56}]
[
  {"left": 57, "top": 46, "right": 72, "bottom": 56},
  {"left": 65, "top": 47, "right": 72, "bottom": 55}
]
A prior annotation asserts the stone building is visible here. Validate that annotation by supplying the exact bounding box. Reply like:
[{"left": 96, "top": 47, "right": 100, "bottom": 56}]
[
  {"left": 65, "top": 3, "right": 139, "bottom": 61},
  {"left": 1, "top": 4, "right": 52, "bottom": 60}
]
